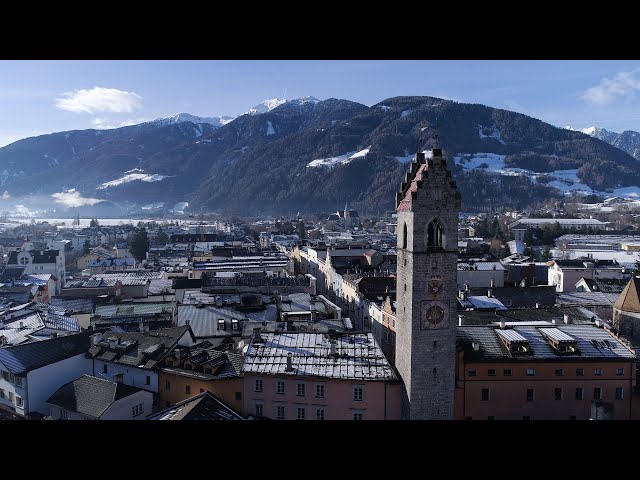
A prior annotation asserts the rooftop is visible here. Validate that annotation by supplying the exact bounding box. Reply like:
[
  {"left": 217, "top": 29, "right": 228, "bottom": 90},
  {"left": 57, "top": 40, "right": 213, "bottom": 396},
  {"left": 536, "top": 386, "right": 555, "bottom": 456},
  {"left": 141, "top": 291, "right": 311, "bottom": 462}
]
[
  {"left": 147, "top": 391, "right": 244, "bottom": 420},
  {"left": 46, "top": 375, "right": 145, "bottom": 419},
  {"left": 242, "top": 332, "right": 397, "bottom": 381}
]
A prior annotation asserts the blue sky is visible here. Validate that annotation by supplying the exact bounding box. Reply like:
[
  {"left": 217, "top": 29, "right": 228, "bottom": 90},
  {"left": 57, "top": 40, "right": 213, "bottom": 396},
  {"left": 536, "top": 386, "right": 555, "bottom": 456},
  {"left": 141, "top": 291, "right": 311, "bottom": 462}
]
[{"left": 2, "top": 60, "right": 640, "bottom": 147}]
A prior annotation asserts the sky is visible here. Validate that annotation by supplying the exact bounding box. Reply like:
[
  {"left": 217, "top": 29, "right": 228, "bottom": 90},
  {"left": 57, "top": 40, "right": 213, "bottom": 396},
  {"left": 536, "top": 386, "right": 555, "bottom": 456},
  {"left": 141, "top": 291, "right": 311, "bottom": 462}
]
[{"left": 2, "top": 59, "right": 640, "bottom": 147}]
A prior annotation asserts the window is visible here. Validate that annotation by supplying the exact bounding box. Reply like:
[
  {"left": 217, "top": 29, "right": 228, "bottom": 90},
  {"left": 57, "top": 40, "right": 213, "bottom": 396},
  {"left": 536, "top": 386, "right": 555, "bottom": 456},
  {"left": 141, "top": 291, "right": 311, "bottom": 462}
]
[
  {"left": 432, "top": 367, "right": 437, "bottom": 376},
  {"left": 433, "top": 340, "right": 437, "bottom": 349},
  {"left": 8, "top": 392, "right": 14, "bottom": 403},
  {"left": 402, "top": 223, "right": 407, "bottom": 249},
  {"left": 353, "top": 385, "right": 364, "bottom": 402},
  {"left": 275, "top": 380, "right": 285, "bottom": 394},
  {"left": 145, "top": 376, "right": 151, "bottom": 386},
  {"left": 14, "top": 376, "right": 22, "bottom": 387},
  {"left": 255, "top": 403, "right": 263, "bottom": 416},
  {"left": 1, "top": 371, "right": 8, "bottom": 381},
  {"left": 315, "top": 384, "right": 325, "bottom": 398},
  {"left": 468, "top": 369, "right": 477, "bottom": 377},
  {"left": 526, "top": 368, "right": 535, "bottom": 376},
  {"left": 316, "top": 408, "right": 325, "bottom": 420},
  {"left": 165, "top": 380, "right": 171, "bottom": 391},
  {"left": 353, "top": 412, "right": 364, "bottom": 421},
  {"left": 488, "top": 369, "right": 496, "bottom": 377},
  {"left": 526, "top": 389, "right": 534, "bottom": 402},
  {"left": 503, "top": 368, "right": 512, "bottom": 376},
  {"left": 185, "top": 385, "right": 191, "bottom": 395},
  {"left": 575, "top": 387, "right": 584, "bottom": 400},
  {"left": 235, "top": 392, "right": 242, "bottom": 401},
  {"left": 616, "top": 387, "right": 624, "bottom": 400},
  {"left": 276, "top": 405, "right": 286, "bottom": 420},
  {"left": 594, "top": 368, "right": 604, "bottom": 376},
  {"left": 232, "top": 320, "right": 239, "bottom": 330},
  {"left": 102, "top": 364, "right": 108, "bottom": 374},
  {"left": 554, "top": 388, "right": 563, "bottom": 401},
  {"left": 0, "top": 389, "right": 4, "bottom": 398},
  {"left": 217, "top": 319, "right": 225, "bottom": 331},
  {"left": 296, "top": 407, "right": 306, "bottom": 420},
  {"left": 15, "top": 396, "right": 23, "bottom": 407},
  {"left": 254, "top": 379, "right": 263, "bottom": 393},
  {"left": 132, "top": 403, "right": 144, "bottom": 417},
  {"left": 555, "top": 369, "right": 564, "bottom": 377},
  {"left": 616, "top": 368, "right": 625, "bottom": 376},
  {"left": 296, "top": 382, "right": 305, "bottom": 396},
  {"left": 427, "top": 220, "right": 444, "bottom": 249},
  {"left": 200, "top": 388, "right": 205, "bottom": 393},
  {"left": 576, "top": 368, "right": 584, "bottom": 376},
  {"left": 481, "top": 388, "right": 489, "bottom": 401},
  {"left": 593, "top": 387, "right": 602, "bottom": 400}
]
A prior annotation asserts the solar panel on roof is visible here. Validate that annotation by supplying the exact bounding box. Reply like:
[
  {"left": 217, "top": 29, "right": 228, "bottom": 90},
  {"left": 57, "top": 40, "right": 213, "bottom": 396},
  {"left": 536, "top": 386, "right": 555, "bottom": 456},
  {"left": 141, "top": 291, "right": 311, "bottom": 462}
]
[{"left": 539, "top": 328, "right": 575, "bottom": 342}]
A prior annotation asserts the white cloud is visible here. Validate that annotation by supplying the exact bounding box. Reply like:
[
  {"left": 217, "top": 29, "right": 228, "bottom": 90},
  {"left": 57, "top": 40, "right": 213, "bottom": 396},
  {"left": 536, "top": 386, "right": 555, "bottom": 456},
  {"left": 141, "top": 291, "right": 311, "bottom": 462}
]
[
  {"left": 1, "top": 191, "right": 10, "bottom": 200},
  {"left": 92, "top": 117, "right": 149, "bottom": 129},
  {"left": 582, "top": 69, "right": 640, "bottom": 106},
  {"left": 55, "top": 86, "right": 142, "bottom": 114},
  {"left": 51, "top": 189, "right": 102, "bottom": 207}
]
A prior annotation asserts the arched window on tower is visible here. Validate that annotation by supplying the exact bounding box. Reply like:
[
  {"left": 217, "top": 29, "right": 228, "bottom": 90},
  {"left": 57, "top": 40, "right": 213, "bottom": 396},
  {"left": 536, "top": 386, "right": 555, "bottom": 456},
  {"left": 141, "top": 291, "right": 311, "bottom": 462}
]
[
  {"left": 402, "top": 222, "right": 408, "bottom": 249},
  {"left": 427, "top": 219, "right": 444, "bottom": 250}
]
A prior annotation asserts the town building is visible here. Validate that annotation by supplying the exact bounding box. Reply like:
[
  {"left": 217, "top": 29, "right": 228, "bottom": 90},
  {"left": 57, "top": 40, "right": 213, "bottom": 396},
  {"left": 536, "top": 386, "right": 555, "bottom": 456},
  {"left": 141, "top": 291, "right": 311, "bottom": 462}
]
[{"left": 148, "top": 391, "right": 245, "bottom": 420}]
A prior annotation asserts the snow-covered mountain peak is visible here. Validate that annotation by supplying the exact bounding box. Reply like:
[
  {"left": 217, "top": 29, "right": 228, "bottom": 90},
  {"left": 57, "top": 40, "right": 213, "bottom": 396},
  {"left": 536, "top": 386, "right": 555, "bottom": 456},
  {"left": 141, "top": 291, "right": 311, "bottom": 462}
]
[
  {"left": 150, "top": 113, "right": 235, "bottom": 128},
  {"left": 247, "top": 98, "right": 287, "bottom": 115}
]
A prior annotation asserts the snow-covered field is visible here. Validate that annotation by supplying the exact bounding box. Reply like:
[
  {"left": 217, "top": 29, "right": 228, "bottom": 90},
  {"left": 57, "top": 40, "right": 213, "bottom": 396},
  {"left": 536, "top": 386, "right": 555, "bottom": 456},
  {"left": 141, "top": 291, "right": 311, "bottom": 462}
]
[
  {"left": 307, "top": 146, "right": 370, "bottom": 168},
  {"left": 98, "top": 169, "right": 169, "bottom": 189}
]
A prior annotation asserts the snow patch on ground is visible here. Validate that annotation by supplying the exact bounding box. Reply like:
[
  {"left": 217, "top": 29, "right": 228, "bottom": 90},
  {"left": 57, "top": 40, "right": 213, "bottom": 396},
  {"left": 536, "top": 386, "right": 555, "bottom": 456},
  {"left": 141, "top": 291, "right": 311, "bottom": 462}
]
[
  {"left": 171, "top": 202, "right": 189, "bottom": 214},
  {"left": 400, "top": 110, "right": 412, "bottom": 118},
  {"left": 379, "top": 105, "right": 391, "bottom": 112},
  {"left": 142, "top": 202, "right": 165, "bottom": 210},
  {"left": 266, "top": 120, "right": 275, "bottom": 136},
  {"left": 195, "top": 139, "right": 212, "bottom": 144},
  {"left": 394, "top": 150, "right": 434, "bottom": 163},
  {"left": 98, "top": 171, "right": 169, "bottom": 189},
  {"left": 307, "top": 146, "right": 371, "bottom": 168},
  {"left": 478, "top": 125, "right": 506, "bottom": 145},
  {"left": 194, "top": 125, "right": 203, "bottom": 137}
]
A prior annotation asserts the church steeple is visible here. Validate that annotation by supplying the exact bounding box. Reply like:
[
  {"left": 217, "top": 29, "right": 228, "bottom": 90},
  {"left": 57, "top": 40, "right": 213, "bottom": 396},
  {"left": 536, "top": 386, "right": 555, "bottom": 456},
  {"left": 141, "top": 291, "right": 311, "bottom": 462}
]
[{"left": 395, "top": 144, "right": 461, "bottom": 420}]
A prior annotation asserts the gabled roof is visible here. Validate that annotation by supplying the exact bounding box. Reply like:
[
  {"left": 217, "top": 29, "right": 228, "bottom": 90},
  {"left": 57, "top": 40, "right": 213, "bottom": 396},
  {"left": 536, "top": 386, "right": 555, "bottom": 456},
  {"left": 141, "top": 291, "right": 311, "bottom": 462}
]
[
  {"left": 88, "top": 326, "right": 192, "bottom": 370},
  {"left": 147, "top": 391, "right": 244, "bottom": 420},
  {"left": 614, "top": 277, "right": 640, "bottom": 313},
  {"left": 0, "top": 332, "right": 90, "bottom": 375},
  {"left": 46, "top": 375, "right": 145, "bottom": 419}
]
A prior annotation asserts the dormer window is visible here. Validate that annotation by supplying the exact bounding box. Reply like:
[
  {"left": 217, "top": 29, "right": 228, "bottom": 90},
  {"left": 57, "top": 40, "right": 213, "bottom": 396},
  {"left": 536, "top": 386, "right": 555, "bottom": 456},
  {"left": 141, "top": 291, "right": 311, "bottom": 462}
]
[
  {"left": 19, "top": 256, "right": 29, "bottom": 265},
  {"left": 231, "top": 319, "right": 239, "bottom": 330},
  {"left": 539, "top": 328, "right": 578, "bottom": 354},
  {"left": 218, "top": 319, "right": 225, "bottom": 331},
  {"left": 496, "top": 329, "right": 530, "bottom": 355}
]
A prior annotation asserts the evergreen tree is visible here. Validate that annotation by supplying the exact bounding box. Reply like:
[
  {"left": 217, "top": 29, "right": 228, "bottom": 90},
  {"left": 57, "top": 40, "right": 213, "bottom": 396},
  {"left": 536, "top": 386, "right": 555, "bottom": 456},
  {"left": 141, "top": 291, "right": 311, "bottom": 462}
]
[
  {"left": 89, "top": 218, "right": 99, "bottom": 228},
  {"left": 82, "top": 238, "right": 91, "bottom": 255},
  {"left": 130, "top": 228, "right": 150, "bottom": 262},
  {"left": 156, "top": 229, "right": 170, "bottom": 245},
  {"left": 296, "top": 220, "right": 306, "bottom": 239}
]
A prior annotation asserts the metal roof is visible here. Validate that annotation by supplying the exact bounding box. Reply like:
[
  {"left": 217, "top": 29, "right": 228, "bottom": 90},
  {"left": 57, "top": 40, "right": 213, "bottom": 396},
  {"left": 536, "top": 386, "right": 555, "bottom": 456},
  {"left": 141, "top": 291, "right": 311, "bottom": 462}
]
[
  {"left": 95, "top": 302, "right": 174, "bottom": 318},
  {"left": 177, "top": 305, "right": 245, "bottom": 338},
  {"left": 539, "top": 328, "right": 576, "bottom": 343},
  {"left": 242, "top": 332, "right": 397, "bottom": 381}
]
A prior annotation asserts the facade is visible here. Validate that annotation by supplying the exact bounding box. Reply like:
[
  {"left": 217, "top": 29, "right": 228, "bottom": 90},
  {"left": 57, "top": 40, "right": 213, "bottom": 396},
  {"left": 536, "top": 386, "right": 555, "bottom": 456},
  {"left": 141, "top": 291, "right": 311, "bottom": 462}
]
[
  {"left": 395, "top": 148, "right": 461, "bottom": 419},
  {"left": 0, "top": 333, "right": 91, "bottom": 417},
  {"left": 455, "top": 324, "right": 636, "bottom": 420},
  {"left": 47, "top": 375, "right": 153, "bottom": 420},
  {"left": 242, "top": 331, "right": 402, "bottom": 420},
  {"left": 457, "top": 261, "right": 505, "bottom": 289},
  {"left": 548, "top": 259, "right": 627, "bottom": 293},
  {"left": 612, "top": 277, "right": 640, "bottom": 341},
  {"left": 7, "top": 248, "right": 65, "bottom": 294}
]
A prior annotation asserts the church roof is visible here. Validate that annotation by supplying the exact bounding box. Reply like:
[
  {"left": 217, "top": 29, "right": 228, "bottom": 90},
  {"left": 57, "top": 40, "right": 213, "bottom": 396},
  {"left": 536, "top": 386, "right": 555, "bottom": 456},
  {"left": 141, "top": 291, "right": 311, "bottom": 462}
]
[
  {"left": 614, "top": 277, "right": 640, "bottom": 313},
  {"left": 397, "top": 162, "right": 427, "bottom": 212}
]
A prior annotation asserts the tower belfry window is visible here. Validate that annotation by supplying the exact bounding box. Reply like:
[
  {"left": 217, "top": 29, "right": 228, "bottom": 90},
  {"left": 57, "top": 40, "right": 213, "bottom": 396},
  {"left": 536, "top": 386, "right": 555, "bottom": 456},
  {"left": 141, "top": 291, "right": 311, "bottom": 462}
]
[
  {"left": 427, "top": 220, "right": 443, "bottom": 250},
  {"left": 402, "top": 222, "right": 408, "bottom": 249}
]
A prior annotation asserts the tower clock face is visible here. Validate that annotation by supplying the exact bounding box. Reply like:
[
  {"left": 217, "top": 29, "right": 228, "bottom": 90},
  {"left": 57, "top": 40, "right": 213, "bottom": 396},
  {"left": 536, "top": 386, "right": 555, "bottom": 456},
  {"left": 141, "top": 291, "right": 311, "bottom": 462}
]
[{"left": 421, "top": 301, "right": 448, "bottom": 330}]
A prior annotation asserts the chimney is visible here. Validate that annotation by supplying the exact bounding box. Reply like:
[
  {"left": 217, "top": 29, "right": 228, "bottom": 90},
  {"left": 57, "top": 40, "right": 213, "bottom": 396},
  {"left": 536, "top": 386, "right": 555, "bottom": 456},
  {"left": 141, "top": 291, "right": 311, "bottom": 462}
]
[
  {"left": 552, "top": 318, "right": 557, "bottom": 325},
  {"left": 458, "top": 315, "right": 464, "bottom": 326},
  {"left": 285, "top": 352, "right": 294, "bottom": 372},
  {"left": 499, "top": 320, "right": 506, "bottom": 329},
  {"left": 595, "top": 319, "right": 603, "bottom": 328},
  {"left": 108, "top": 337, "right": 119, "bottom": 349},
  {"left": 490, "top": 278, "right": 496, "bottom": 288},
  {"left": 19, "top": 321, "right": 24, "bottom": 329},
  {"left": 138, "top": 321, "right": 144, "bottom": 333},
  {"left": 253, "top": 328, "right": 264, "bottom": 343},
  {"left": 472, "top": 341, "right": 480, "bottom": 351},
  {"left": 563, "top": 314, "right": 571, "bottom": 324},
  {"left": 91, "top": 333, "right": 103, "bottom": 346},
  {"left": 535, "top": 302, "right": 541, "bottom": 309},
  {"left": 0, "top": 335, "right": 6, "bottom": 346},
  {"left": 185, "top": 319, "right": 190, "bottom": 326},
  {"left": 487, "top": 289, "right": 493, "bottom": 298}
]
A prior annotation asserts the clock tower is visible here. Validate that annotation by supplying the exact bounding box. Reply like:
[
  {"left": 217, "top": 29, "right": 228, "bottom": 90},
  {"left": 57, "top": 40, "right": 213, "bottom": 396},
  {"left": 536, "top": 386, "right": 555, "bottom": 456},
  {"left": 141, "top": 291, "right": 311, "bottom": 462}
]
[{"left": 395, "top": 147, "right": 461, "bottom": 420}]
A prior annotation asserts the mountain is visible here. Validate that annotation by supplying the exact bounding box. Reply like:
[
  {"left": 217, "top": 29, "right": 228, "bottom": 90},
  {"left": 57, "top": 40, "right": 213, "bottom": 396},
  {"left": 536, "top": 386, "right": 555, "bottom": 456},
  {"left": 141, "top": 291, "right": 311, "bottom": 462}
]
[
  {"left": 576, "top": 126, "right": 640, "bottom": 160},
  {"left": 2, "top": 96, "right": 640, "bottom": 215},
  {"left": 151, "top": 113, "right": 235, "bottom": 128}
]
